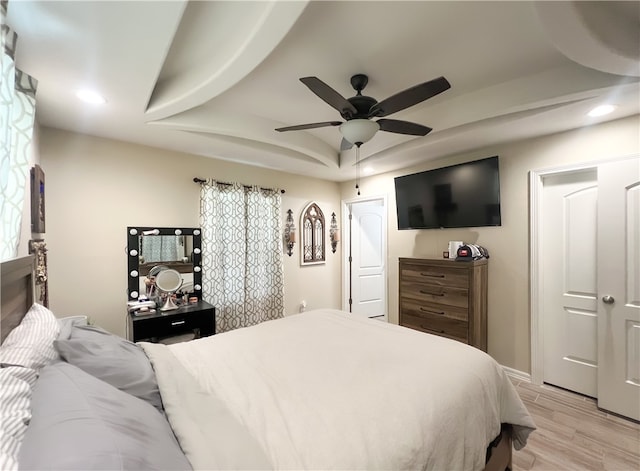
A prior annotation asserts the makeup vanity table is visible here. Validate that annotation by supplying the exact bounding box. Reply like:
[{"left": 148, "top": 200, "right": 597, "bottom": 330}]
[{"left": 126, "top": 226, "right": 215, "bottom": 343}]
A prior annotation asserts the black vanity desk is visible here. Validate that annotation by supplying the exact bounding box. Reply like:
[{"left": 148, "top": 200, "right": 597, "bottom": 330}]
[{"left": 128, "top": 300, "right": 215, "bottom": 343}]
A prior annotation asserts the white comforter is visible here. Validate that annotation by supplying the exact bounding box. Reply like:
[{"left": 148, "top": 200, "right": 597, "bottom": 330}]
[{"left": 141, "top": 309, "right": 535, "bottom": 471}]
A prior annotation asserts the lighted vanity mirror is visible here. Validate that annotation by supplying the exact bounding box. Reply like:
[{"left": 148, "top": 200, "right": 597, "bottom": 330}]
[{"left": 127, "top": 226, "right": 202, "bottom": 301}]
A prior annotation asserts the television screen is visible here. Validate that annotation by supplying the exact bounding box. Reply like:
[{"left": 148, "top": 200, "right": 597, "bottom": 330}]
[{"left": 394, "top": 156, "right": 501, "bottom": 230}]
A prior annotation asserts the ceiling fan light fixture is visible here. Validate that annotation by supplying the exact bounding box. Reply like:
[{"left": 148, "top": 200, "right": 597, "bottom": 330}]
[{"left": 340, "top": 119, "right": 379, "bottom": 145}]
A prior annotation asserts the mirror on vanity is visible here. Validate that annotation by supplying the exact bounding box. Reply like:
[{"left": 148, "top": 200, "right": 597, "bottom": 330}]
[{"left": 126, "top": 227, "right": 202, "bottom": 301}]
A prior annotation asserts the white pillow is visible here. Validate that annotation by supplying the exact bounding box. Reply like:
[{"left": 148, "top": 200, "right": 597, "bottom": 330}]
[
  {"left": 0, "top": 303, "right": 60, "bottom": 369},
  {"left": 0, "top": 367, "right": 34, "bottom": 471}
]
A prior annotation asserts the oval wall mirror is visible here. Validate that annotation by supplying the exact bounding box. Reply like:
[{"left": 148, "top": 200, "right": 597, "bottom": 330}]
[{"left": 155, "top": 269, "right": 183, "bottom": 312}]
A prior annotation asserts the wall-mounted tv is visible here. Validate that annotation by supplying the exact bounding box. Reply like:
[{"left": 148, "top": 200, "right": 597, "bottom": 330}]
[{"left": 394, "top": 156, "right": 501, "bottom": 230}]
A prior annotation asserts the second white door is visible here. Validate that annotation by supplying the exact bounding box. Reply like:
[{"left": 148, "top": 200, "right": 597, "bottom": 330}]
[
  {"left": 344, "top": 198, "right": 387, "bottom": 320},
  {"left": 596, "top": 158, "right": 640, "bottom": 421}
]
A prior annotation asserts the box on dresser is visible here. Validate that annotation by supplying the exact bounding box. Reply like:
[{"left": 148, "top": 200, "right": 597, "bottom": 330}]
[{"left": 399, "top": 258, "right": 488, "bottom": 351}]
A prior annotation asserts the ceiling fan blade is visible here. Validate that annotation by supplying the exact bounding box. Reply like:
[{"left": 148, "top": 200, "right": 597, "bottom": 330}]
[
  {"left": 300, "top": 77, "right": 358, "bottom": 117},
  {"left": 369, "top": 76, "right": 451, "bottom": 118},
  {"left": 275, "top": 121, "right": 342, "bottom": 132},
  {"left": 377, "top": 119, "right": 432, "bottom": 136},
  {"left": 340, "top": 138, "right": 353, "bottom": 151}
]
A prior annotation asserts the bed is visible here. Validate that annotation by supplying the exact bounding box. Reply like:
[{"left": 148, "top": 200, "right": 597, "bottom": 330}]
[{"left": 1, "top": 255, "right": 535, "bottom": 470}]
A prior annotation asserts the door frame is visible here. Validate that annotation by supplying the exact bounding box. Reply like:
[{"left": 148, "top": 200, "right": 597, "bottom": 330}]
[
  {"left": 529, "top": 154, "right": 638, "bottom": 386},
  {"left": 341, "top": 194, "right": 388, "bottom": 314}
]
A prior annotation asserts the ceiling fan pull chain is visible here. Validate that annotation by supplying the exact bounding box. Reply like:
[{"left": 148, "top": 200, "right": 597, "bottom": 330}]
[{"left": 355, "top": 144, "right": 361, "bottom": 196}]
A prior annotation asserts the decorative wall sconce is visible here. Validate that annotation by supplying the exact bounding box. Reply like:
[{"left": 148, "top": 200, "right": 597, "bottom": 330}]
[
  {"left": 284, "top": 209, "right": 296, "bottom": 256},
  {"left": 330, "top": 212, "right": 340, "bottom": 253}
]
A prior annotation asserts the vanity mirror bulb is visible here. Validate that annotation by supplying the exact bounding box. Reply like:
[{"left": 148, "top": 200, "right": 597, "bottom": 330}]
[
  {"left": 194, "top": 248, "right": 201, "bottom": 254},
  {"left": 193, "top": 229, "right": 201, "bottom": 235},
  {"left": 194, "top": 266, "right": 201, "bottom": 272},
  {"left": 129, "top": 249, "right": 138, "bottom": 256},
  {"left": 194, "top": 284, "right": 202, "bottom": 291},
  {"left": 130, "top": 291, "right": 139, "bottom": 299},
  {"left": 129, "top": 229, "right": 138, "bottom": 235},
  {"left": 130, "top": 270, "right": 139, "bottom": 277},
  {"left": 175, "top": 229, "right": 182, "bottom": 235}
]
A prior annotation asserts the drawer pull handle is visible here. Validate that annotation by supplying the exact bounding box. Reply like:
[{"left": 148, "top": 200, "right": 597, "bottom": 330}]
[
  {"left": 422, "top": 325, "right": 445, "bottom": 334},
  {"left": 420, "top": 307, "right": 445, "bottom": 315},
  {"left": 171, "top": 320, "right": 186, "bottom": 326},
  {"left": 419, "top": 290, "right": 445, "bottom": 296},
  {"left": 420, "top": 273, "right": 445, "bottom": 278}
]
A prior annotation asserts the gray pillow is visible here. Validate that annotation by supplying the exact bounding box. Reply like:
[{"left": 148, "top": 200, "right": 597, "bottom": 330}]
[
  {"left": 56, "top": 316, "right": 88, "bottom": 341},
  {"left": 18, "top": 362, "right": 191, "bottom": 471},
  {"left": 54, "top": 324, "right": 163, "bottom": 412}
]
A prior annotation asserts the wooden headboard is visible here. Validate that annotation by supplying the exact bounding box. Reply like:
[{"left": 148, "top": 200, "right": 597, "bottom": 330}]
[{"left": 1, "top": 255, "right": 35, "bottom": 343}]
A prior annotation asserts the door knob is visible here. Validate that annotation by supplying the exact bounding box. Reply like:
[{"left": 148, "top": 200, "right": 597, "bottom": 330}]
[{"left": 602, "top": 295, "right": 615, "bottom": 304}]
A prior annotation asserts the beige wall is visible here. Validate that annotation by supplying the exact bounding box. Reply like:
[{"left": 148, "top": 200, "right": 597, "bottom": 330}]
[
  {"left": 340, "top": 114, "right": 640, "bottom": 374},
  {"left": 39, "top": 128, "right": 342, "bottom": 337}
]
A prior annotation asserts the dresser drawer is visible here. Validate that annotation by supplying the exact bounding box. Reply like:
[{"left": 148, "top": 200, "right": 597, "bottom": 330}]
[
  {"left": 399, "top": 262, "right": 469, "bottom": 288},
  {"left": 132, "top": 308, "right": 214, "bottom": 341},
  {"left": 401, "top": 312, "right": 468, "bottom": 343},
  {"left": 400, "top": 280, "right": 469, "bottom": 308},
  {"left": 400, "top": 299, "right": 469, "bottom": 321}
]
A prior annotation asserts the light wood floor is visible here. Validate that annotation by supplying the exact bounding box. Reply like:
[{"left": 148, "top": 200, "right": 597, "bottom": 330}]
[{"left": 510, "top": 378, "right": 640, "bottom": 470}]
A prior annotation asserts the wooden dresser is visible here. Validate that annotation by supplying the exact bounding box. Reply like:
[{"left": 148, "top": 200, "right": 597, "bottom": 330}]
[{"left": 399, "top": 258, "right": 488, "bottom": 351}]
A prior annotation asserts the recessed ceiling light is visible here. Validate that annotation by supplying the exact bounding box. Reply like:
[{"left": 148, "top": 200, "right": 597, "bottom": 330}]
[
  {"left": 76, "top": 89, "right": 106, "bottom": 105},
  {"left": 587, "top": 104, "right": 615, "bottom": 117}
]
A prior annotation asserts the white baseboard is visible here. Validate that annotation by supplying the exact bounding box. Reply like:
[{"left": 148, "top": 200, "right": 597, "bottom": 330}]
[{"left": 501, "top": 365, "right": 531, "bottom": 383}]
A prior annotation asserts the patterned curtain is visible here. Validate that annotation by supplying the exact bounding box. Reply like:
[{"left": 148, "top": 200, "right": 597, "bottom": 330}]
[
  {"left": 200, "top": 181, "right": 284, "bottom": 333},
  {"left": 0, "top": 0, "right": 38, "bottom": 261},
  {"left": 141, "top": 235, "right": 182, "bottom": 263}
]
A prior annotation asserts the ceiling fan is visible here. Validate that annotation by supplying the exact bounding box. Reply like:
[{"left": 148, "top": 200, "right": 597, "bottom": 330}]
[{"left": 275, "top": 74, "right": 451, "bottom": 150}]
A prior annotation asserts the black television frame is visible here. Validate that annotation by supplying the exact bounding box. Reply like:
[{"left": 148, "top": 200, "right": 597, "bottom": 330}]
[{"left": 394, "top": 156, "right": 502, "bottom": 230}]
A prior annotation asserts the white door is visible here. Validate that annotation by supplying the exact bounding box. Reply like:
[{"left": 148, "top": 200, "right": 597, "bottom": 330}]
[
  {"left": 542, "top": 170, "right": 598, "bottom": 397},
  {"left": 344, "top": 198, "right": 387, "bottom": 320},
  {"left": 596, "top": 158, "right": 640, "bottom": 421},
  {"left": 537, "top": 156, "right": 640, "bottom": 420}
]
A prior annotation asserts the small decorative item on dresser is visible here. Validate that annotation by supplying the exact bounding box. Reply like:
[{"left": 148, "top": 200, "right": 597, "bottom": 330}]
[
  {"left": 455, "top": 244, "right": 490, "bottom": 261},
  {"left": 284, "top": 209, "right": 296, "bottom": 256},
  {"left": 329, "top": 212, "right": 340, "bottom": 253},
  {"left": 448, "top": 241, "right": 463, "bottom": 259}
]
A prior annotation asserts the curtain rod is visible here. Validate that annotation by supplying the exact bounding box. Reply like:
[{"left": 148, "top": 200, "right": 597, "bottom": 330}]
[{"left": 193, "top": 177, "right": 285, "bottom": 194}]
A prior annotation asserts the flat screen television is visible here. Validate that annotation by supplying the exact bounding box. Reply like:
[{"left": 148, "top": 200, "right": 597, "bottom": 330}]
[{"left": 394, "top": 156, "right": 501, "bottom": 230}]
